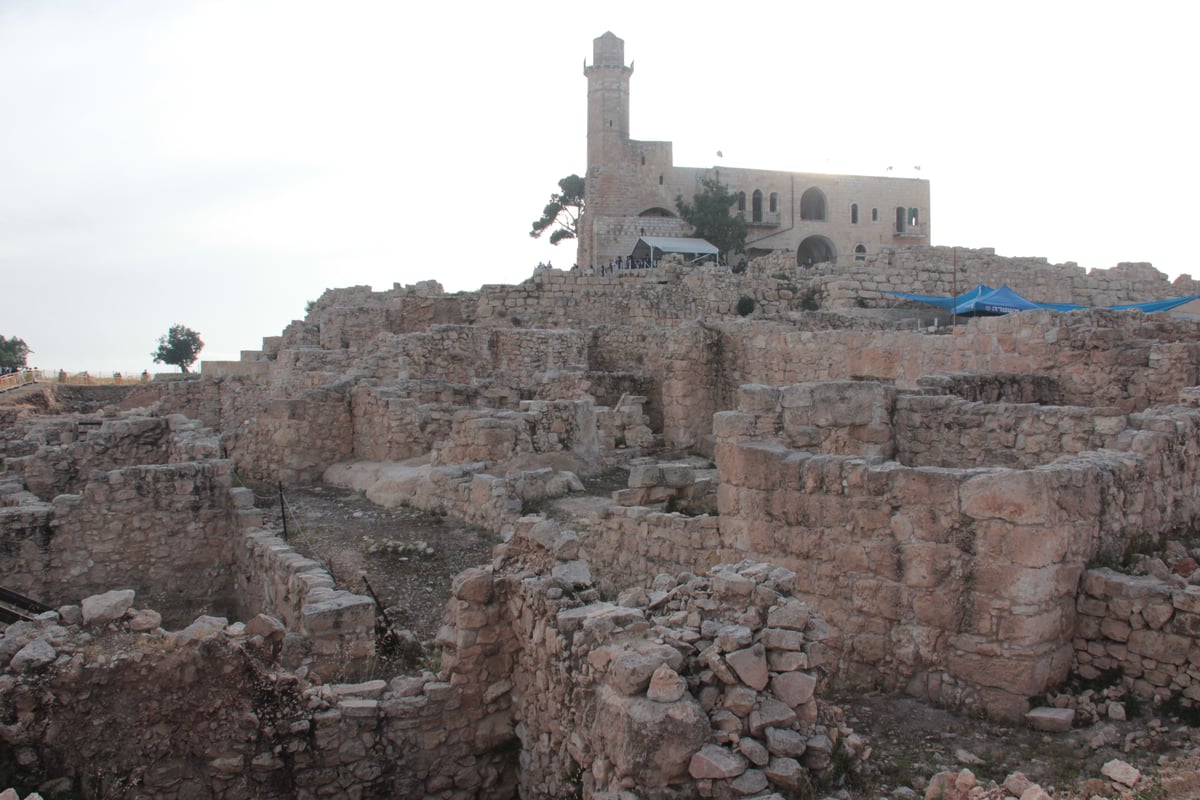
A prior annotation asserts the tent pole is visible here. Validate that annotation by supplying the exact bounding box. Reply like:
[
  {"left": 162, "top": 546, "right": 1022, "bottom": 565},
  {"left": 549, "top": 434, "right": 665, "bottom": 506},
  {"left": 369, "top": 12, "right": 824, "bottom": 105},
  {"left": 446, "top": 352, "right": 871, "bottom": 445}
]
[{"left": 952, "top": 247, "right": 958, "bottom": 330}]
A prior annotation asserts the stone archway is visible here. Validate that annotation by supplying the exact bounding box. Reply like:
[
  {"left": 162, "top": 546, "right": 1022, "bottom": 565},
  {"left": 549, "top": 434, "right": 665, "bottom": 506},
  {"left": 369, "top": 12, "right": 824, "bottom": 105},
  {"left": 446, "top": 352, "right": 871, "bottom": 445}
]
[{"left": 797, "top": 235, "right": 837, "bottom": 267}]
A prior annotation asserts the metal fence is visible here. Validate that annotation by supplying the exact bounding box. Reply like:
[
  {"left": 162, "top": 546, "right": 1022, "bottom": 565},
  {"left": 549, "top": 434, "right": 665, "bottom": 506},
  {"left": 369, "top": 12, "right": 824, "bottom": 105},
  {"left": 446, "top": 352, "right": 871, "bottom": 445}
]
[{"left": 0, "top": 369, "right": 153, "bottom": 393}]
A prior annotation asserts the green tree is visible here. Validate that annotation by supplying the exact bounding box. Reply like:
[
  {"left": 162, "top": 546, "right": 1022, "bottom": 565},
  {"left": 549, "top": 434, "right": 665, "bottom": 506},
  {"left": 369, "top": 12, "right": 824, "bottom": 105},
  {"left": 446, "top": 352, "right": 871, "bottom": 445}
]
[
  {"left": 0, "top": 335, "right": 31, "bottom": 370},
  {"left": 152, "top": 325, "right": 204, "bottom": 373},
  {"left": 675, "top": 178, "right": 748, "bottom": 260},
  {"left": 530, "top": 174, "right": 586, "bottom": 245}
]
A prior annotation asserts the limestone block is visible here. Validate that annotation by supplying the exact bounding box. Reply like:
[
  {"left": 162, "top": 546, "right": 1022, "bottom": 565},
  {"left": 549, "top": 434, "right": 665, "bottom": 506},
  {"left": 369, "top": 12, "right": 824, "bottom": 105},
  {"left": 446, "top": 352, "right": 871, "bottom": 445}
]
[
  {"left": 726, "top": 644, "right": 769, "bottom": 690},
  {"left": 730, "top": 768, "right": 769, "bottom": 795},
  {"left": 748, "top": 698, "right": 796, "bottom": 736},
  {"left": 646, "top": 664, "right": 687, "bottom": 703},
  {"left": 771, "top": 672, "right": 817, "bottom": 708},
  {"left": 766, "top": 599, "right": 810, "bottom": 631},
  {"left": 81, "top": 589, "right": 136, "bottom": 626},
  {"left": 452, "top": 568, "right": 494, "bottom": 603},
  {"left": 1025, "top": 707, "right": 1074, "bottom": 732},
  {"left": 688, "top": 744, "right": 748, "bottom": 780},
  {"left": 764, "top": 727, "right": 807, "bottom": 758},
  {"left": 1127, "top": 629, "right": 1191, "bottom": 665},
  {"left": 960, "top": 471, "right": 1057, "bottom": 525},
  {"left": 738, "top": 737, "right": 770, "bottom": 767},
  {"left": 1100, "top": 759, "right": 1141, "bottom": 788},
  {"left": 597, "top": 686, "right": 710, "bottom": 787},
  {"left": 628, "top": 464, "right": 662, "bottom": 488},
  {"left": 764, "top": 756, "right": 806, "bottom": 789},
  {"left": 10, "top": 638, "right": 56, "bottom": 672}
]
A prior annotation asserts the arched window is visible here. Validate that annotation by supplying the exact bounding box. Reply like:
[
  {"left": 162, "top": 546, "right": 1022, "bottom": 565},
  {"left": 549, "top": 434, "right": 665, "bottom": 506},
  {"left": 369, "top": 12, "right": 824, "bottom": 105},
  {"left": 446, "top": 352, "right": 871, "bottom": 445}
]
[
  {"left": 851, "top": 203, "right": 859, "bottom": 224},
  {"left": 752, "top": 190, "right": 763, "bottom": 223},
  {"left": 854, "top": 244, "right": 867, "bottom": 261},
  {"left": 769, "top": 192, "right": 779, "bottom": 214},
  {"left": 908, "top": 207, "right": 920, "bottom": 227},
  {"left": 737, "top": 192, "right": 746, "bottom": 214},
  {"left": 896, "top": 206, "right": 907, "bottom": 233},
  {"left": 800, "top": 187, "right": 827, "bottom": 221}
]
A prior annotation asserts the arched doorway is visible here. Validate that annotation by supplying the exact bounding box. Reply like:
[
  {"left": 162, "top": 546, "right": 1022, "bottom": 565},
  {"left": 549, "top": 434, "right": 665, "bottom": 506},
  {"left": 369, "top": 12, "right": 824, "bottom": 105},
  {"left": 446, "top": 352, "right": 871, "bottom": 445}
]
[{"left": 797, "top": 235, "right": 837, "bottom": 267}]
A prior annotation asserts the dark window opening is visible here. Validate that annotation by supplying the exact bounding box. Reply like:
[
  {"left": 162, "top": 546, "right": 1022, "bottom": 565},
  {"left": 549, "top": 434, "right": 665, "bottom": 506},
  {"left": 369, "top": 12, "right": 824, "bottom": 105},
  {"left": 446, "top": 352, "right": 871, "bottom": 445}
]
[
  {"left": 769, "top": 192, "right": 778, "bottom": 213},
  {"left": 871, "top": 207, "right": 879, "bottom": 222},
  {"left": 896, "top": 206, "right": 906, "bottom": 233},
  {"left": 737, "top": 192, "right": 746, "bottom": 213},
  {"left": 800, "top": 187, "right": 827, "bottom": 221},
  {"left": 640, "top": 154, "right": 645, "bottom": 166},
  {"left": 908, "top": 207, "right": 920, "bottom": 227},
  {"left": 851, "top": 203, "right": 859, "bottom": 224},
  {"left": 659, "top": 175, "right": 663, "bottom": 185},
  {"left": 854, "top": 244, "right": 867, "bottom": 261},
  {"left": 752, "top": 190, "right": 763, "bottom": 223}
]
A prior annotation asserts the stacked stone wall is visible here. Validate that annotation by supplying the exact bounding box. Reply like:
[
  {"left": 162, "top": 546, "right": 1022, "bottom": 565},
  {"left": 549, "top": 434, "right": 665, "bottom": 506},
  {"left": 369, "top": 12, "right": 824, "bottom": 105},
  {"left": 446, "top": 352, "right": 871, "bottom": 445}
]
[
  {"left": 231, "top": 386, "right": 354, "bottom": 485},
  {"left": 0, "top": 462, "right": 237, "bottom": 625},
  {"left": 716, "top": 311, "right": 1200, "bottom": 420},
  {"left": 229, "top": 503, "right": 376, "bottom": 681},
  {"left": 819, "top": 246, "right": 1194, "bottom": 310},
  {"left": 713, "top": 383, "right": 1200, "bottom": 718},
  {"left": 5, "top": 417, "right": 174, "bottom": 498},
  {"left": 1073, "top": 568, "right": 1200, "bottom": 706},
  {"left": 894, "top": 395, "right": 1128, "bottom": 469}
]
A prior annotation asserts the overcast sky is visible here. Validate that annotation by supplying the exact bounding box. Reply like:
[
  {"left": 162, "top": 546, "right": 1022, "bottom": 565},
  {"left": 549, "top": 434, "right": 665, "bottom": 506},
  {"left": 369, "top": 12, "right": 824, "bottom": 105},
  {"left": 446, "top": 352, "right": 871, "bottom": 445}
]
[{"left": 2, "top": 1, "right": 1196, "bottom": 374}]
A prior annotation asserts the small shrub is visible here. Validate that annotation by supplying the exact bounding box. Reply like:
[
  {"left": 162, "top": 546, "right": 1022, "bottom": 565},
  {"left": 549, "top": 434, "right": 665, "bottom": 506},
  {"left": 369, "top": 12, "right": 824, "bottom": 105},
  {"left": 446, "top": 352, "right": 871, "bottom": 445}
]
[
  {"left": 800, "top": 287, "right": 822, "bottom": 311},
  {"left": 736, "top": 295, "right": 756, "bottom": 316}
]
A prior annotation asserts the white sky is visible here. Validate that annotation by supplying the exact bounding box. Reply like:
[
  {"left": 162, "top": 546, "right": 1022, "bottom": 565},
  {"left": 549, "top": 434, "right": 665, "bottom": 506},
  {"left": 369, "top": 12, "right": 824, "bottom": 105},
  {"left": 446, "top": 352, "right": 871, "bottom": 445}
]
[{"left": 2, "top": 0, "right": 1196, "bottom": 374}]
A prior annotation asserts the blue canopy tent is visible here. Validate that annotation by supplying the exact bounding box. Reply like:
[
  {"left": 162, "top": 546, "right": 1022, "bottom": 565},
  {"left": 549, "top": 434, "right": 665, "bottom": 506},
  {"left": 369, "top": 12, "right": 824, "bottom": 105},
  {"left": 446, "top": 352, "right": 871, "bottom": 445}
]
[{"left": 885, "top": 284, "right": 1197, "bottom": 316}]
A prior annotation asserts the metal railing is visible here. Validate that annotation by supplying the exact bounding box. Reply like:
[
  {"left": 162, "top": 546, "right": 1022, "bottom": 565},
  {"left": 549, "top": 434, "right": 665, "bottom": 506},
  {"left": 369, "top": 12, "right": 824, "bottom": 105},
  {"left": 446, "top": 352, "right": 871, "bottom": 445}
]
[{"left": 0, "top": 369, "right": 154, "bottom": 393}]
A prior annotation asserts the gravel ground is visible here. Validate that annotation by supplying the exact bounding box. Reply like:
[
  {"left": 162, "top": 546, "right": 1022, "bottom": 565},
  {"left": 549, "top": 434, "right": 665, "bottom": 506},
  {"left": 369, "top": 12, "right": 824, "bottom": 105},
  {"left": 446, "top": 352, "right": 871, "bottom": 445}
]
[{"left": 256, "top": 483, "right": 500, "bottom": 643}]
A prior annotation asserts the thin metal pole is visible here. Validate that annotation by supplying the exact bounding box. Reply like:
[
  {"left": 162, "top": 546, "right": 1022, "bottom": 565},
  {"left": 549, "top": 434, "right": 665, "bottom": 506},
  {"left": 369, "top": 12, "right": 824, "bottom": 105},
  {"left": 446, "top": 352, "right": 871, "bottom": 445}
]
[
  {"left": 952, "top": 247, "right": 958, "bottom": 330},
  {"left": 278, "top": 482, "right": 288, "bottom": 540}
]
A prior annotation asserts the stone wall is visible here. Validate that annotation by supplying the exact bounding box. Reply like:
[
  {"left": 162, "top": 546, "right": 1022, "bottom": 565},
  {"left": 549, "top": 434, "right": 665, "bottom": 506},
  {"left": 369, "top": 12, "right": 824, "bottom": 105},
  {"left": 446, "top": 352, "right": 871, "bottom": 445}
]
[
  {"left": 1, "top": 549, "right": 853, "bottom": 800},
  {"left": 1074, "top": 569, "right": 1200, "bottom": 705},
  {"left": 230, "top": 386, "right": 355, "bottom": 485},
  {"left": 712, "top": 382, "right": 1200, "bottom": 718},
  {"left": 5, "top": 416, "right": 176, "bottom": 498},
  {"left": 0, "top": 461, "right": 238, "bottom": 626},
  {"left": 230, "top": 503, "right": 376, "bottom": 682},
  {"left": 894, "top": 394, "right": 1128, "bottom": 469},
  {"left": 819, "top": 246, "right": 1198, "bottom": 310}
]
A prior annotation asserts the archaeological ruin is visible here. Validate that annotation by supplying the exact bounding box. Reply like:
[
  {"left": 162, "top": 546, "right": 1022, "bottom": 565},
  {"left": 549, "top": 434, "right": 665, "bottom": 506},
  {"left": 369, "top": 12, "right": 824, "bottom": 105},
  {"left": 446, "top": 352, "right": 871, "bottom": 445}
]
[{"left": 5, "top": 242, "right": 1200, "bottom": 799}]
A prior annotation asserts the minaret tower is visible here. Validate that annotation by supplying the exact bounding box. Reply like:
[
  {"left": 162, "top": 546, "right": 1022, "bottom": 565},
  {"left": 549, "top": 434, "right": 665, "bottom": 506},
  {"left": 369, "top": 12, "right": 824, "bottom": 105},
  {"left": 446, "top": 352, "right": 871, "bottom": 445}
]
[
  {"left": 580, "top": 32, "right": 633, "bottom": 269},
  {"left": 584, "top": 31, "right": 633, "bottom": 170}
]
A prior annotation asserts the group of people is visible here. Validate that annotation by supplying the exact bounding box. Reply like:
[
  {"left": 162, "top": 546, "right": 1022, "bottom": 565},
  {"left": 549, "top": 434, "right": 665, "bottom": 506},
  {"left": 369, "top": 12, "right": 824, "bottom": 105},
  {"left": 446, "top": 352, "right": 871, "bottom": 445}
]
[
  {"left": 574, "top": 256, "right": 659, "bottom": 276},
  {"left": 0, "top": 366, "right": 32, "bottom": 375}
]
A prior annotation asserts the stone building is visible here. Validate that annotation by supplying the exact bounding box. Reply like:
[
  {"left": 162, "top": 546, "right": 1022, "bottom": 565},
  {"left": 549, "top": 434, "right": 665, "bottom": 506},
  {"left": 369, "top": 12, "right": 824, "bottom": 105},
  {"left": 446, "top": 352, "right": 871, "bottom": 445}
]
[{"left": 579, "top": 32, "right": 932, "bottom": 270}]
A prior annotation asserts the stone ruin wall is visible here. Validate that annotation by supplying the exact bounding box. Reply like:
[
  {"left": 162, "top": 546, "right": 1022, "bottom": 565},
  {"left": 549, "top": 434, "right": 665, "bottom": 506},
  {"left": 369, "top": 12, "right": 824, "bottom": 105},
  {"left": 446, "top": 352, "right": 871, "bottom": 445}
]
[
  {"left": 711, "top": 378, "right": 1200, "bottom": 717},
  {"left": 817, "top": 246, "right": 1200, "bottom": 310},
  {"left": 1073, "top": 568, "right": 1200, "bottom": 706},
  {"left": 0, "top": 416, "right": 375, "bottom": 680},
  {"left": 0, "top": 461, "right": 240, "bottom": 625},
  {"left": 2, "top": 541, "right": 847, "bottom": 800}
]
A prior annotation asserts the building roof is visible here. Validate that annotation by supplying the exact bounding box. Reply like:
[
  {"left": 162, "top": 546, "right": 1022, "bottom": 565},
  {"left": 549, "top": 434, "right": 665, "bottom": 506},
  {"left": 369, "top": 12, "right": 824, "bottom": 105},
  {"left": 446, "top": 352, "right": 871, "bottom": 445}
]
[{"left": 632, "top": 237, "right": 719, "bottom": 256}]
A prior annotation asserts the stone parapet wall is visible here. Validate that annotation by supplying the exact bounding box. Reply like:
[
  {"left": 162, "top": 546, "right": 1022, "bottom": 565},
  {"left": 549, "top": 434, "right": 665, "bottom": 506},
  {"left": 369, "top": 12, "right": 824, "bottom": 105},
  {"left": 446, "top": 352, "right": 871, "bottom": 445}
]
[
  {"left": 820, "top": 246, "right": 1193, "bottom": 310},
  {"left": 1073, "top": 568, "right": 1200, "bottom": 705}
]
